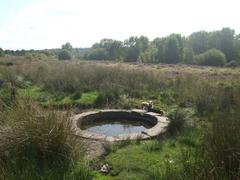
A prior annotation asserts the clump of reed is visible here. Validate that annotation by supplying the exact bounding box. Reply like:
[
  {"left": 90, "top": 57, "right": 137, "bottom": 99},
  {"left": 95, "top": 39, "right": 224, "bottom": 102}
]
[{"left": 0, "top": 98, "right": 90, "bottom": 179}]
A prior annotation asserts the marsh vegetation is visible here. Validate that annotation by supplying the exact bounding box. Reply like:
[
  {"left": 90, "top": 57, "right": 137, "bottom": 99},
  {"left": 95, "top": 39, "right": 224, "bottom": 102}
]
[{"left": 0, "top": 56, "right": 239, "bottom": 179}]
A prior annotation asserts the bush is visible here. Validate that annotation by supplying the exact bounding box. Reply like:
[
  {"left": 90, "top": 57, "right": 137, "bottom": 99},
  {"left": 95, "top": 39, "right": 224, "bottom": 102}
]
[
  {"left": 167, "top": 108, "right": 187, "bottom": 135},
  {"left": 195, "top": 48, "right": 226, "bottom": 66},
  {"left": 58, "top": 50, "right": 72, "bottom": 60},
  {"left": 225, "top": 60, "right": 239, "bottom": 67}
]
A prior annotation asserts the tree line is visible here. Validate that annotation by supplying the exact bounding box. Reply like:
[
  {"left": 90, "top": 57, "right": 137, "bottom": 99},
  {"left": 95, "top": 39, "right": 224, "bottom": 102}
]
[
  {"left": 1, "top": 27, "right": 240, "bottom": 67},
  {"left": 83, "top": 27, "right": 240, "bottom": 66}
]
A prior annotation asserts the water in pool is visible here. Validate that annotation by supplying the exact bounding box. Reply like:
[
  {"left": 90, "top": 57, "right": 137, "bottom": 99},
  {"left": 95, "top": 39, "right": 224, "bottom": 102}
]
[{"left": 81, "top": 119, "right": 152, "bottom": 136}]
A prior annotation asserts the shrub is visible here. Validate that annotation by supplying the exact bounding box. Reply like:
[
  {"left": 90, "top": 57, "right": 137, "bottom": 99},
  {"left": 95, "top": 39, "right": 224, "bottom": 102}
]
[
  {"left": 58, "top": 50, "right": 72, "bottom": 60},
  {"left": 195, "top": 48, "right": 226, "bottom": 66},
  {"left": 167, "top": 108, "right": 187, "bottom": 135},
  {"left": 225, "top": 60, "right": 239, "bottom": 67},
  {"left": 70, "top": 91, "right": 82, "bottom": 100}
]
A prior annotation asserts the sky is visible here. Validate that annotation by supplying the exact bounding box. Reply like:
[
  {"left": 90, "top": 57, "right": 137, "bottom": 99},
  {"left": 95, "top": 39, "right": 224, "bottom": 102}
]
[{"left": 0, "top": 0, "right": 239, "bottom": 50}]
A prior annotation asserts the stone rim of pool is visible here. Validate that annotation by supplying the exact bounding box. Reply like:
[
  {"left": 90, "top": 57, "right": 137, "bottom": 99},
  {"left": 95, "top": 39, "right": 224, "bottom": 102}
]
[{"left": 72, "top": 109, "right": 169, "bottom": 142}]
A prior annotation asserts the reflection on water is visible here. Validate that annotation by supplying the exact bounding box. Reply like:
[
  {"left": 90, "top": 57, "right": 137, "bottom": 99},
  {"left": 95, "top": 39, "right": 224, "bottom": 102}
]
[{"left": 81, "top": 119, "right": 152, "bottom": 136}]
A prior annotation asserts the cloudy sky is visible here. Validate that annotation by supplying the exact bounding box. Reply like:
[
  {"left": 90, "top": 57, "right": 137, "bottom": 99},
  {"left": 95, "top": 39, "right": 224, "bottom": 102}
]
[{"left": 0, "top": 0, "right": 239, "bottom": 50}]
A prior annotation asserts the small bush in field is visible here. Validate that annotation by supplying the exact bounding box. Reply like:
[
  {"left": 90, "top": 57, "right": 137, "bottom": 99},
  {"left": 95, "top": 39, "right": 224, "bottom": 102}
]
[
  {"left": 70, "top": 91, "right": 82, "bottom": 100},
  {"left": 225, "top": 60, "right": 239, "bottom": 67},
  {"left": 167, "top": 108, "right": 187, "bottom": 135}
]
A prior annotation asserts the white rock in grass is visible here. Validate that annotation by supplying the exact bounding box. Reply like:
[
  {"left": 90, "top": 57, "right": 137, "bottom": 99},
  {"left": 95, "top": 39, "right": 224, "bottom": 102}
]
[{"left": 100, "top": 164, "right": 109, "bottom": 173}]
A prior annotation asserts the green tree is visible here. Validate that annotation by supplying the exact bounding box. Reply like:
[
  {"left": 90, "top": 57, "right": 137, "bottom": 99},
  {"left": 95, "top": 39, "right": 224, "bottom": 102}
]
[
  {"left": 58, "top": 43, "right": 73, "bottom": 60},
  {"left": 138, "top": 44, "right": 158, "bottom": 63},
  {"left": 58, "top": 49, "right": 72, "bottom": 60},
  {"left": 152, "top": 38, "right": 165, "bottom": 63},
  {"left": 233, "top": 34, "right": 240, "bottom": 62},
  {"left": 164, "top": 34, "right": 183, "bottom": 64},
  {"left": 62, "top": 42, "right": 73, "bottom": 51},
  {"left": 0, "top": 48, "right": 4, "bottom": 57},
  {"left": 124, "top": 36, "right": 149, "bottom": 61},
  {"left": 188, "top": 31, "right": 209, "bottom": 54},
  {"left": 84, "top": 48, "right": 107, "bottom": 60},
  {"left": 183, "top": 48, "right": 194, "bottom": 64},
  {"left": 187, "top": 28, "right": 235, "bottom": 61},
  {"left": 153, "top": 34, "right": 183, "bottom": 64},
  {"left": 217, "top": 28, "right": 235, "bottom": 61},
  {"left": 92, "top": 39, "right": 124, "bottom": 60}
]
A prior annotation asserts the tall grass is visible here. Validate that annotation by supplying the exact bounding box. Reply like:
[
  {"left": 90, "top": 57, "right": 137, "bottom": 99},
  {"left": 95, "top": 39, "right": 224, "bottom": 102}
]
[
  {"left": 203, "top": 111, "right": 240, "bottom": 179},
  {"left": 0, "top": 98, "right": 91, "bottom": 179},
  {"left": 175, "top": 111, "right": 240, "bottom": 180},
  {"left": 1, "top": 59, "right": 240, "bottom": 107},
  {"left": 153, "top": 77, "right": 240, "bottom": 179},
  {"left": 17, "top": 61, "right": 169, "bottom": 95}
]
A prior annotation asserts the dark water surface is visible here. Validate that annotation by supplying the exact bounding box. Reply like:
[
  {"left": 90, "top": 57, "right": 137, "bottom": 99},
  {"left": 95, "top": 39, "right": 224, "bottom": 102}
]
[{"left": 81, "top": 119, "right": 152, "bottom": 136}]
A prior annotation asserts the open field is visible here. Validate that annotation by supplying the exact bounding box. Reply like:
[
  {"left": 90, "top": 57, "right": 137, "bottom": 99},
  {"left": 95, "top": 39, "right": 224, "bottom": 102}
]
[{"left": 0, "top": 57, "right": 240, "bottom": 179}]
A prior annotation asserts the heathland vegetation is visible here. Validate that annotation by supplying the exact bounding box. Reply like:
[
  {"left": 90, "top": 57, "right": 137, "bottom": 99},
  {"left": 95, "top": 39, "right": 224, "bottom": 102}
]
[{"left": 0, "top": 28, "right": 240, "bottom": 179}]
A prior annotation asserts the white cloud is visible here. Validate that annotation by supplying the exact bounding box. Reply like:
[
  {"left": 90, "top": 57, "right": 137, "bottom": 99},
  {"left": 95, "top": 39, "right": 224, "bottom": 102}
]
[{"left": 0, "top": 0, "right": 240, "bottom": 49}]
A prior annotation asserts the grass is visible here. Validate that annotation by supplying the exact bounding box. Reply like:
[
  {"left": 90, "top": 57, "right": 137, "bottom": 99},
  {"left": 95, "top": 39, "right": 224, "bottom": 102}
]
[
  {"left": 18, "top": 86, "right": 99, "bottom": 108},
  {"left": 0, "top": 98, "right": 91, "bottom": 180},
  {"left": 1, "top": 57, "right": 240, "bottom": 179},
  {"left": 75, "top": 91, "right": 99, "bottom": 105},
  {"left": 97, "top": 129, "right": 201, "bottom": 179}
]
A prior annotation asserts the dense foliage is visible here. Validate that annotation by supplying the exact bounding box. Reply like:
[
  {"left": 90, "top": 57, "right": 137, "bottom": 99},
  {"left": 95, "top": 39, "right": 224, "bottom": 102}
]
[
  {"left": 58, "top": 50, "right": 72, "bottom": 60},
  {"left": 0, "top": 48, "right": 4, "bottom": 57},
  {"left": 1, "top": 27, "right": 240, "bottom": 66},
  {"left": 195, "top": 48, "right": 226, "bottom": 66},
  {"left": 58, "top": 42, "right": 73, "bottom": 60},
  {"left": 81, "top": 27, "right": 240, "bottom": 66}
]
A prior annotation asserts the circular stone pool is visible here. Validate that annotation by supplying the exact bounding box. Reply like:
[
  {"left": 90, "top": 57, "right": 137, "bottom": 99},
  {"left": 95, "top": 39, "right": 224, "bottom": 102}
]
[{"left": 72, "top": 109, "right": 169, "bottom": 142}]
